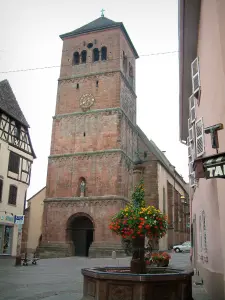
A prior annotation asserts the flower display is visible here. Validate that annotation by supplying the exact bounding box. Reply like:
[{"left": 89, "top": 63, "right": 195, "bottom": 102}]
[
  {"left": 109, "top": 179, "right": 168, "bottom": 240},
  {"left": 145, "top": 252, "right": 171, "bottom": 266}
]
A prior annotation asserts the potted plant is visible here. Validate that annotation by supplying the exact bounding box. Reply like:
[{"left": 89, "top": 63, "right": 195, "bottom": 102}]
[
  {"left": 109, "top": 179, "right": 168, "bottom": 273},
  {"left": 145, "top": 251, "right": 171, "bottom": 267}
]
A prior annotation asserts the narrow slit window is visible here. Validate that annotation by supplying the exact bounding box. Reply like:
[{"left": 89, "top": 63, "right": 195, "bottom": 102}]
[
  {"left": 93, "top": 48, "right": 99, "bottom": 62},
  {"left": 81, "top": 50, "right": 87, "bottom": 63},
  {"left": 101, "top": 46, "right": 107, "bottom": 60},
  {"left": 73, "top": 52, "right": 80, "bottom": 65},
  {"left": 123, "top": 51, "right": 127, "bottom": 73},
  {"left": 96, "top": 80, "right": 99, "bottom": 87},
  {"left": 76, "top": 83, "right": 79, "bottom": 89},
  {"left": 129, "top": 62, "right": 133, "bottom": 77}
]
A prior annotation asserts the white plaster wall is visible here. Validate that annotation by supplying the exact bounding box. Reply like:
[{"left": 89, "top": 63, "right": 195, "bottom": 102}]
[
  {"left": 27, "top": 188, "right": 46, "bottom": 252},
  {"left": 190, "top": 0, "right": 225, "bottom": 285},
  {"left": 0, "top": 136, "right": 33, "bottom": 256}
]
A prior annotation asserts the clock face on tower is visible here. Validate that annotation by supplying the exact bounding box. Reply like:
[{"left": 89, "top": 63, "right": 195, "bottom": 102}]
[{"left": 79, "top": 93, "right": 95, "bottom": 110}]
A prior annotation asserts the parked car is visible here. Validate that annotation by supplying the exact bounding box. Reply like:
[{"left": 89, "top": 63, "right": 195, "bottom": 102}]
[{"left": 173, "top": 241, "right": 191, "bottom": 253}]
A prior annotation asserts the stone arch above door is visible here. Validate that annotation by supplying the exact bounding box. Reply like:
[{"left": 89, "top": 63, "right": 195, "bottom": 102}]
[{"left": 66, "top": 212, "right": 94, "bottom": 257}]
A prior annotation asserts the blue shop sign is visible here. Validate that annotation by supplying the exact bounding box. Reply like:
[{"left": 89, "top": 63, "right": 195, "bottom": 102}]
[{"left": 14, "top": 215, "right": 24, "bottom": 225}]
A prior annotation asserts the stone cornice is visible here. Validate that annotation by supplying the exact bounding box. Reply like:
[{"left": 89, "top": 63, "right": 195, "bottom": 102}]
[
  {"left": 58, "top": 70, "right": 119, "bottom": 82},
  {"left": 58, "top": 70, "right": 137, "bottom": 98},
  {"left": 49, "top": 149, "right": 133, "bottom": 164},
  {"left": 44, "top": 195, "right": 129, "bottom": 203},
  {"left": 53, "top": 107, "right": 121, "bottom": 119}
]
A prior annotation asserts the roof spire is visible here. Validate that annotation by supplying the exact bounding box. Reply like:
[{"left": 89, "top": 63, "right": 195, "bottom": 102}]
[{"left": 101, "top": 9, "right": 105, "bottom": 17}]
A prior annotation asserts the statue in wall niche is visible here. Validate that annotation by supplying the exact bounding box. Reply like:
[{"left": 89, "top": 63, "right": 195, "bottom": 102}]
[{"left": 80, "top": 180, "right": 86, "bottom": 197}]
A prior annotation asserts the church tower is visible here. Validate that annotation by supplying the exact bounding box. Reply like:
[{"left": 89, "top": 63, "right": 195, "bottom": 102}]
[{"left": 41, "top": 14, "right": 139, "bottom": 257}]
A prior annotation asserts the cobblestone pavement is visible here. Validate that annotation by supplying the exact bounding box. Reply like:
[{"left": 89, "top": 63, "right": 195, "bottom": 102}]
[{"left": 0, "top": 253, "right": 210, "bottom": 300}]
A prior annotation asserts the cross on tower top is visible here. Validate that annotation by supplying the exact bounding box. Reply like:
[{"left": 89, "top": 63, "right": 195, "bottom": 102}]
[{"left": 101, "top": 9, "right": 105, "bottom": 17}]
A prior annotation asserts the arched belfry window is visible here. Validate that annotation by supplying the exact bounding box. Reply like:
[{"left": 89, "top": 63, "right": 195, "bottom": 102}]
[
  {"left": 73, "top": 52, "right": 80, "bottom": 65},
  {"left": 129, "top": 62, "right": 133, "bottom": 77},
  {"left": 81, "top": 50, "right": 87, "bottom": 63},
  {"left": 93, "top": 48, "right": 99, "bottom": 62},
  {"left": 123, "top": 51, "right": 127, "bottom": 73},
  {"left": 101, "top": 46, "right": 107, "bottom": 61}
]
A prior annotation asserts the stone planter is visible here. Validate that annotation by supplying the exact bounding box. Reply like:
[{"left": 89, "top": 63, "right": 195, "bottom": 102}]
[{"left": 81, "top": 266, "right": 194, "bottom": 300}]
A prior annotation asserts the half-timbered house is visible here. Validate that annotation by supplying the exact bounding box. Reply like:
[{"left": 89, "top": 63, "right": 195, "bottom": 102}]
[{"left": 0, "top": 79, "right": 35, "bottom": 257}]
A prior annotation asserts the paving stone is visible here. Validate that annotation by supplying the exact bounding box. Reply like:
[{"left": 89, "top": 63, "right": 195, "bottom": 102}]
[{"left": 0, "top": 253, "right": 211, "bottom": 300}]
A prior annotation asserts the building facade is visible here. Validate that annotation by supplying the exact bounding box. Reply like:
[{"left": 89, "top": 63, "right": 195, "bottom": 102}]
[
  {"left": 179, "top": 1, "right": 225, "bottom": 299},
  {"left": 0, "top": 80, "right": 35, "bottom": 257},
  {"left": 39, "top": 15, "right": 189, "bottom": 258},
  {"left": 21, "top": 187, "right": 45, "bottom": 254}
]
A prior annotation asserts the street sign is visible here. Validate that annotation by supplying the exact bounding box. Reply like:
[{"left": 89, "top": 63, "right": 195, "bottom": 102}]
[{"left": 14, "top": 215, "right": 24, "bottom": 225}]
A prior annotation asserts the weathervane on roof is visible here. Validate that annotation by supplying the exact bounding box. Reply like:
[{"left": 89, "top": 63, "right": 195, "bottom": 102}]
[{"left": 101, "top": 9, "right": 105, "bottom": 17}]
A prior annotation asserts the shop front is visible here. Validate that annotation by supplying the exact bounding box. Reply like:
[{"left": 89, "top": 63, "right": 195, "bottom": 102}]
[{"left": 0, "top": 215, "right": 14, "bottom": 256}]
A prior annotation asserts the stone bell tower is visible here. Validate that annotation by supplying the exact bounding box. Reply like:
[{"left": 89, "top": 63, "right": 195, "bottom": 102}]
[{"left": 40, "top": 14, "right": 139, "bottom": 257}]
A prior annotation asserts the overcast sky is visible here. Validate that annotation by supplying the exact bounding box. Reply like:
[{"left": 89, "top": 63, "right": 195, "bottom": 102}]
[{"left": 0, "top": 0, "right": 188, "bottom": 199}]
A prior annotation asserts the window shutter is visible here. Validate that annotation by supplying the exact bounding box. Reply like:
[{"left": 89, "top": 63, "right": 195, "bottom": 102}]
[
  {"left": 195, "top": 118, "right": 205, "bottom": 157},
  {"left": 189, "top": 172, "right": 196, "bottom": 188},
  {"left": 190, "top": 139, "right": 196, "bottom": 162},
  {"left": 189, "top": 95, "right": 196, "bottom": 123},
  {"left": 191, "top": 57, "right": 200, "bottom": 95},
  {"left": 187, "top": 137, "right": 191, "bottom": 158}
]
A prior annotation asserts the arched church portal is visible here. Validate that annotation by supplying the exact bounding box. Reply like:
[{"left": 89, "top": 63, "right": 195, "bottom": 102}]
[{"left": 66, "top": 214, "right": 94, "bottom": 257}]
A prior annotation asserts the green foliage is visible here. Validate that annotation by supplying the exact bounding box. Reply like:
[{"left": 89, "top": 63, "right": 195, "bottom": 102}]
[
  {"left": 132, "top": 178, "right": 145, "bottom": 208},
  {"left": 109, "top": 179, "right": 168, "bottom": 240}
]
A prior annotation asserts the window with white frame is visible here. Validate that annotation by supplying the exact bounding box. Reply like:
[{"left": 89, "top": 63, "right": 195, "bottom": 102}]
[
  {"left": 191, "top": 57, "right": 201, "bottom": 101},
  {"left": 195, "top": 118, "right": 205, "bottom": 157},
  {"left": 187, "top": 57, "right": 205, "bottom": 189}
]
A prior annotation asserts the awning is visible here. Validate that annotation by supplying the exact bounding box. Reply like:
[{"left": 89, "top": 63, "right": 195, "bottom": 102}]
[{"left": 203, "top": 154, "right": 225, "bottom": 179}]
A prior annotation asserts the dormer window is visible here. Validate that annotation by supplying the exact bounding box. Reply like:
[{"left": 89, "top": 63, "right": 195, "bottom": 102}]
[
  {"left": 101, "top": 47, "right": 107, "bottom": 61},
  {"left": 73, "top": 52, "right": 80, "bottom": 65},
  {"left": 93, "top": 48, "right": 99, "bottom": 62}
]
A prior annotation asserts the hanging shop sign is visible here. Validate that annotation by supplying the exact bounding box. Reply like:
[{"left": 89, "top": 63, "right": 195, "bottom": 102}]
[
  {"left": 14, "top": 215, "right": 25, "bottom": 225},
  {"left": 204, "top": 154, "right": 225, "bottom": 179}
]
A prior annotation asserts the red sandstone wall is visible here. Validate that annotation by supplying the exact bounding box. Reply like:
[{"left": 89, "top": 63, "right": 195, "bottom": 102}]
[{"left": 42, "top": 199, "right": 125, "bottom": 244}]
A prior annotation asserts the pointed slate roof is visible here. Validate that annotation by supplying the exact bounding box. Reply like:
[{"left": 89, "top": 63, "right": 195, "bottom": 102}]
[
  {"left": 0, "top": 79, "right": 29, "bottom": 127},
  {"left": 60, "top": 16, "right": 139, "bottom": 58}
]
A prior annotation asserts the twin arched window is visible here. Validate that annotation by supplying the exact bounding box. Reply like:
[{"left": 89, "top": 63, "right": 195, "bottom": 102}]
[
  {"left": 81, "top": 50, "right": 87, "bottom": 63},
  {"left": 101, "top": 47, "right": 107, "bottom": 61},
  {"left": 73, "top": 52, "right": 80, "bottom": 65},
  {"left": 93, "top": 48, "right": 99, "bottom": 62},
  {"left": 73, "top": 47, "right": 107, "bottom": 65}
]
